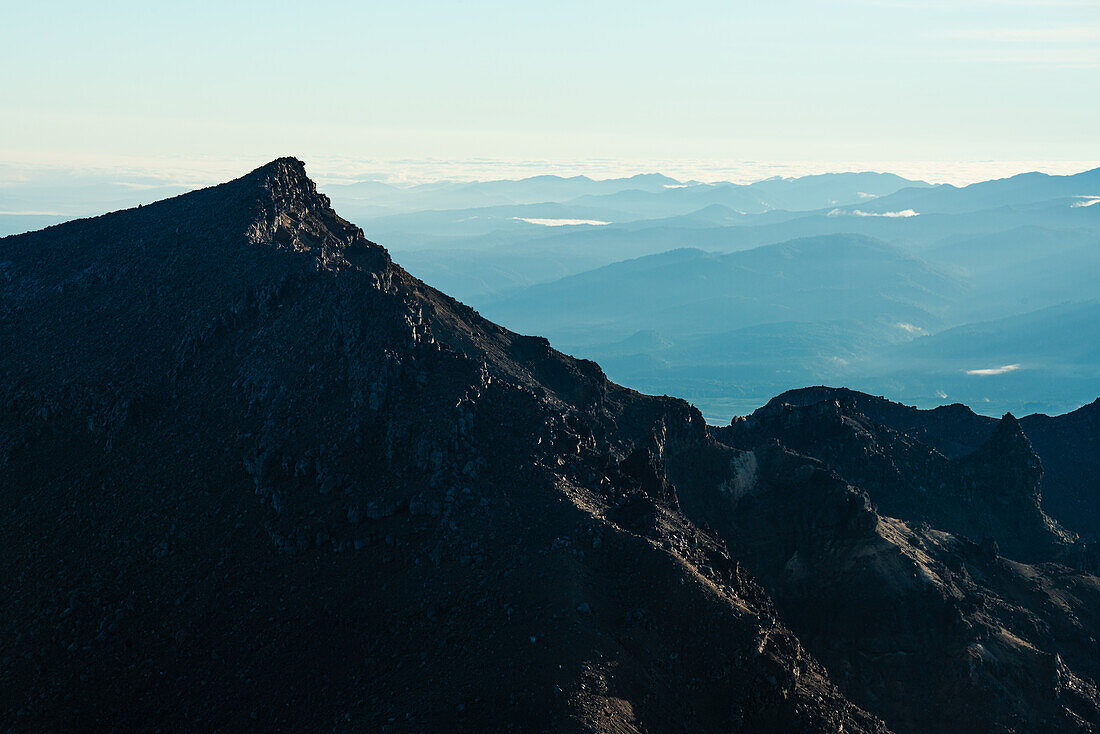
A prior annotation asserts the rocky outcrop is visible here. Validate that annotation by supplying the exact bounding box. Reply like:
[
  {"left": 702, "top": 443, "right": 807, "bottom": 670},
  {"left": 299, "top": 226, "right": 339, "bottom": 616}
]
[
  {"left": 1020, "top": 399, "right": 1100, "bottom": 540},
  {"left": 715, "top": 398, "right": 1070, "bottom": 562},
  {"left": 754, "top": 387, "right": 1100, "bottom": 541},
  {"left": 676, "top": 443, "right": 1100, "bottom": 733}
]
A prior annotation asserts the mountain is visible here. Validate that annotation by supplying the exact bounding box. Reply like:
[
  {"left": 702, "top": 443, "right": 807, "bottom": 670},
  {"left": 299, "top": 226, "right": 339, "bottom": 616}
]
[
  {"left": 747, "top": 387, "right": 1100, "bottom": 541},
  {"left": 702, "top": 390, "right": 1100, "bottom": 731},
  {"left": 0, "top": 159, "right": 885, "bottom": 732},
  {"left": 479, "top": 235, "right": 960, "bottom": 411},
  {"left": 677, "top": 439, "right": 1100, "bottom": 733},
  {"left": 716, "top": 398, "right": 1070, "bottom": 561},
  {"left": 1021, "top": 400, "right": 1100, "bottom": 543},
  {"left": 848, "top": 301, "right": 1100, "bottom": 416},
  {"left": 325, "top": 171, "right": 925, "bottom": 223},
  {"left": 483, "top": 235, "right": 958, "bottom": 340},
  {"left": 325, "top": 173, "right": 685, "bottom": 217},
  {"left": 847, "top": 167, "right": 1100, "bottom": 216},
  {"left": 924, "top": 225, "right": 1100, "bottom": 275},
  {"left": 891, "top": 300, "right": 1100, "bottom": 366},
  {"left": 560, "top": 172, "right": 928, "bottom": 220},
  {"left": 4, "top": 159, "right": 1099, "bottom": 733},
  {"left": 741, "top": 172, "right": 928, "bottom": 211}
]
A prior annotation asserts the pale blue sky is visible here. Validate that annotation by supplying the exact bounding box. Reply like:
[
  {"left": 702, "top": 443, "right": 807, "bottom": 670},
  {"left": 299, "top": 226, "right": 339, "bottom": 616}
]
[{"left": 2, "top": 0, "right": 1098, "bottom": 182}]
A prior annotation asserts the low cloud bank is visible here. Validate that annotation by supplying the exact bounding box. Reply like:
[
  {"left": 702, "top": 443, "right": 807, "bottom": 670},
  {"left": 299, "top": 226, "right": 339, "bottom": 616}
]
[
  {"left": 828, "top": 208, "right": 920, "bottom": 218},
  {"left": 966, "top": 364, "right": 1021, "bottom": 376},
  {"left": 514, "top": 217, "right": 611, "bottom": 226}
]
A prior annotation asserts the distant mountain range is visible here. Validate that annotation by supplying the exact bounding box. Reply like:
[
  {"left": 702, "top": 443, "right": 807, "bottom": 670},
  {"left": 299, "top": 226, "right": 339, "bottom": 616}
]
[
  {"left": 362, "top": 167, "right": 1098, "bottom": 418},
  {"left": 2, "top": 162, "right": 1096, "bottom": 417},
  {"left": 840, "top": 167, "right": 1100, "bottom": 215},
  {"left": 481, "top": 234, "right": 958, "bottom": 340}
]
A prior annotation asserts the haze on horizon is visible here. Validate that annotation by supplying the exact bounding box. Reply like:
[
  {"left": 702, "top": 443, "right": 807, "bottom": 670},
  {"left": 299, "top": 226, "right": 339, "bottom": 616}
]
[{"left": 3, "top": 0, "right": 1099, "bottom": 185}]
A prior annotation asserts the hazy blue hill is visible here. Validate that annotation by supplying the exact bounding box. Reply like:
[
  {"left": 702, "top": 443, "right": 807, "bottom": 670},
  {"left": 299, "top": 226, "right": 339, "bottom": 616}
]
[
  {"left": 565, "top": 184, "right": 772, "bottom": 218},
  {"left": 464, "top": 172, "right": 683, "bottom": 203},
  {"left": 850, "top": 167, "right": 1100, "bottom": 215},
  {"left": 894, "top": 300, "right": 1100, "bottom": 365},
  {"left": 610, "top": 196, "right": 1100, "bottom": 257},
  {"left": 394, "top": 248, "right": 587, "bottom": 301},
  {"left": 392, "top": 201, "right": 1030, "bottom": 301},
  {"left": 925, "top": 225, "right": 1100, "bottom": 274},
  {"left": 333, "top": 171, "right": 928, "bottom": 232},
  {"left": 586, "top": 321, "right": 889, "bottom": 423},
  {"left": 358, "top": 202, "right": 628, "bottom": 242},
  {"left": 325, "top": 172, "right": 685, "bottom": 215},
  {"left": 483, "top": 234, "right": 959, "bottom": 340},
  {"left": 617, "top": 203, "right": 748, "bottom": 229},
  {"left": 850, "top": 301, "right": 1100, "bottom": 416},
  {"left": 743, "top": 171, "right": 929, "bottom": 210},
  {"left": 563, "top": 171, "right": 928, "bottom": 219},
  {"left": 466, "top": 234, "right": 967, "bottom": 419},
  {"left": 394, "top": 223, "right": 771, "bottom": 300}
]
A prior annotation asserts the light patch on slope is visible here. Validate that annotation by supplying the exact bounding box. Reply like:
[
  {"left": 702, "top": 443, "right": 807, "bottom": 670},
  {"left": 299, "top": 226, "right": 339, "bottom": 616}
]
[
  {"left": 896, "top": 322, "right": 928, "bottom": 336},
  {"left": 966, "top": 364, "right": 1021, "bottom": 376},
  {"left": 514, "top": 217, "right": 610, "bottom": 226},
  {"left": 828, "top": 208, "right": 919, "bottom": 218},
  {"left": 1072, "top": 196, "right": 1100, "bottom": 208}
]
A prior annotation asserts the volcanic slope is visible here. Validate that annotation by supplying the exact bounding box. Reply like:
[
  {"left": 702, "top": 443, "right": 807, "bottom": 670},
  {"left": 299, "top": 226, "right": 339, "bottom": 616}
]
[{"left": 0, "top": 159, "right": 884, "bottom": 732}]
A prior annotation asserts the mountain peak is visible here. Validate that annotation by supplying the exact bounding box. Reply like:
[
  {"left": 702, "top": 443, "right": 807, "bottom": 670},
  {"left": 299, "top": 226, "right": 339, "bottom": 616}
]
[
  {"left": 234, "top": 157, "right": 387, "bottom": 266},
  {"left": 250, "top": 155, "right": 309, "bottom": 179},
  {"left": 988, "top": 411, "right": 1031, "bottom": 454}
]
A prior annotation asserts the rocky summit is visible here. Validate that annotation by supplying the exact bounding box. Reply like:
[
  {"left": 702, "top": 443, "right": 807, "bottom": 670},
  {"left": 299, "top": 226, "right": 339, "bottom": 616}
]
[{"left": 2, "top": 159, "right": 1099, "bottom": 733}]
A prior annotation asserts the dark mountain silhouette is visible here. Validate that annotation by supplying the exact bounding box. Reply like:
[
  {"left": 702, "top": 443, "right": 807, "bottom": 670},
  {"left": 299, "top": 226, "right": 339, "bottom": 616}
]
[
  {"left": 3, "top": 159, "right": 1099, "bottom": 733},
  {"left": 747, "top": 387, "right": 1100, "bottom": 541},
  {"left": 677, "top": 440, "right": 1100, "bottom": 734},
  {"left": 0, "top": 159, "right": 885, "bottom": 732},
  {"left": 717, "top": 398, "right": 1069, "bottom": 562}
]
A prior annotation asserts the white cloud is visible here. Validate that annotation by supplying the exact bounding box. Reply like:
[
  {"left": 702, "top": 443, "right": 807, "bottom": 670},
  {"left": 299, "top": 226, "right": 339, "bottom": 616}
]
[
  {"left": 514, "top": 217, "right": 610, "bottom": 226},
  {"left": 856, "top": 191, "right": 877, "bottom": 199},
  {"left": 965, "top": 364, "right": 1022, "bottom": 376},
  {"left": 896, "top": 322, "right": 928, "bottom": 335},
  {"left": 828, "top": 208, "right": 920, "bottom": 218},
  {"left": 936, "top": 391, "right": 948, "bottom": 399},
  {"left": 1072, "top": 196, "right": 1100, "bottom": 207}
]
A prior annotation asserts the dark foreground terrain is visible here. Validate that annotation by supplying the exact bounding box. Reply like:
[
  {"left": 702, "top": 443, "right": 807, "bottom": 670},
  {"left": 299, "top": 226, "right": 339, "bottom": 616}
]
[{"left": 2, "top": 159, "right": 1098, "bottom": 732}]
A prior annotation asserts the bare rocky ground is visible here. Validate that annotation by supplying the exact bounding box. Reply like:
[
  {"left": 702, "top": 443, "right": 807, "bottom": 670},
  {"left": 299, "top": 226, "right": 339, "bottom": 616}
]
[{"left": 1, "top": 158, "right": 1097, "bottom": 733}]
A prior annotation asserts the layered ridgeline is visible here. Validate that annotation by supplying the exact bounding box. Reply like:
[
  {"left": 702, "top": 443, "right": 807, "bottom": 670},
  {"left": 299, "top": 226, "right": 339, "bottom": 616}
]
[
  {"left": 372, "top": 166, "right": 1100, "bottom": 421},
  {"left": 2, "top": 159, "right": 1099, "bottom": 733}
]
